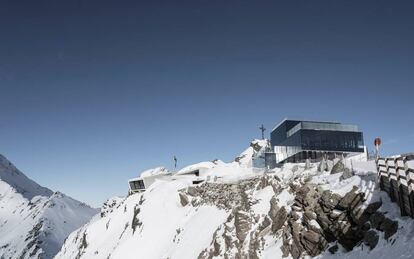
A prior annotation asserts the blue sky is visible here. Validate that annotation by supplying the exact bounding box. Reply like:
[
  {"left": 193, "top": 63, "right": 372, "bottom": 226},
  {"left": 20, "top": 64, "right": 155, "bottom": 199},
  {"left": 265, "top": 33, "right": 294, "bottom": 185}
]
[{"left": 0, "top": 1, "right": 413, "bottom": 207}]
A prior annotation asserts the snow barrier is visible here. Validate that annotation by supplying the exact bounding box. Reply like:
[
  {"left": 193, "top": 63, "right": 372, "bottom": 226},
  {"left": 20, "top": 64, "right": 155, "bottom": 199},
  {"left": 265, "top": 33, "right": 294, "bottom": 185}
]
[{"left": 377, "top": 153, "right": 414, "bottom": 218}]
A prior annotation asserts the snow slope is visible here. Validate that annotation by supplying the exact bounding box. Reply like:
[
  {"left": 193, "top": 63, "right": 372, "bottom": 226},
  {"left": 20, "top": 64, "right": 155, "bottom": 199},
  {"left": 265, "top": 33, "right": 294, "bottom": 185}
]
[
  {"left": 0, "top": 154, "right": 98, "bottom": 259},
  {"left": 56, "top": 142, "right": 414, "bottom": 259}
]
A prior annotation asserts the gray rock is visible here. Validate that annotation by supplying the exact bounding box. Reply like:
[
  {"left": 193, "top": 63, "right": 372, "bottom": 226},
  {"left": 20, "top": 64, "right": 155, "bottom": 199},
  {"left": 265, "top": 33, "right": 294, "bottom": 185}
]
[
  {"left": 291, "top": 211, "right": 301, "bottom": 221},
  {"left": 290, "top": 222, "right": 304, "bottom": 259},
  {"left": 379, "top": 218, "right": 398, "bottom": 240},
  {"left": 187, "top": 186, "right": 198, "bottom": 196},
  {"left": 268, "top": 196, "right": 279, "bottom": 219},
  {"left": 365, "top": 201, "right": 382, "bottom": 214},
  {"left": 295, "top": 185, "right": 319, "bottom": 208},
  {"left": 363, "top": 230, "right": 379, "bottom": 249},
  {"left": 320, "top": 190, "right": 341, "bottom": 210},
  {"left": 328, "top": 244, "right": 338, "bottom": 254},
  {"left": 361, "top": 222, "right": 371, "bottom": 232},
  {"left": 301, "top": 230, "right": 325, "bottom": 256},
  {"left": 301, "top": 230, "right": 328, "bottom": 256},
  {"left": 234, "top": 210, "right": 251, "bottom": 242},
  {"left": 302, "top": 229, "right": 320, "bottom": 243},
  {"left": 337, "top": 186, "right": 365, "bottom": 211},
  {"left": 179, "top": 193, "right": 189, "bottom": 207},
  {"left": 340, "top": 169, "right": 354, "bottom": 180},
  {"left": 350, "top": 205, "right": 371, "bottom": 225},
  {"left": 331, "top": 160, "right": 346, "bottom": 174},
  {"left": 318, "top": 159, "right": 328, "bottom": 172},
  {"left": 290, "top": 241, "right": 303, "bottom": 259},
  {"left": 315, "top": 205, "right": 332, "bottom": 231},
  {"left": 303, "top": 209, "right": 317, "bottom": 221},
  {"left": 370, "top": 211, "right": 385, "bottom": 229},
  {"left": 271, "top": 206, "right": 287, "bottom": 233}
]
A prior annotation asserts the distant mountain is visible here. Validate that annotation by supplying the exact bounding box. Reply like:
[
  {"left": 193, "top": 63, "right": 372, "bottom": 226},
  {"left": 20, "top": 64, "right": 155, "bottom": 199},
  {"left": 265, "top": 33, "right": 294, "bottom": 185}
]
[{"left": 0, "top": 154, "right": 98, "bottom": 259}]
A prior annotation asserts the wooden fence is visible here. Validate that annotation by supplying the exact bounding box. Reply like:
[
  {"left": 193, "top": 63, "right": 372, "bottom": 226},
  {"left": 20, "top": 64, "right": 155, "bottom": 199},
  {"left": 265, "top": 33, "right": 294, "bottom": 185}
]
[{"left": 376, "top": 153, "right": 414, "bottom": 218}]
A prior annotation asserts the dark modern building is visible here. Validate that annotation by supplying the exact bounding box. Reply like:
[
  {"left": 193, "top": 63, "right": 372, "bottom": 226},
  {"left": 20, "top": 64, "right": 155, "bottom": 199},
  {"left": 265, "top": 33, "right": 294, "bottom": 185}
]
[{"left": 270, "top": 119, "right": 365, "bottom": 164}]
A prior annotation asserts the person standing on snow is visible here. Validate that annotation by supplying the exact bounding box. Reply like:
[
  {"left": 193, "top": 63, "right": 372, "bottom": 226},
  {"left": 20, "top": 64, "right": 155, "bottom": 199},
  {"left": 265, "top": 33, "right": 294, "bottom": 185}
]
[{"left": 174, "top": 155, "right": 177, "bottom": 169}]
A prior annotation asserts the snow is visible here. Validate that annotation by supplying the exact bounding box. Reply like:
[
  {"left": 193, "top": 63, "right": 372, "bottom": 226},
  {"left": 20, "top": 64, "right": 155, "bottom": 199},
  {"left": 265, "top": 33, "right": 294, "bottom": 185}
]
[
  {"left": 139, "top": 166, "right": 169, "bottom": 178},
  {"left": 175, "top": 161, "right": 216, "bottom": 175},
  {"left": 235, "top": 139, "right": 268, "bottom": 167},
  {"left": 252, "top": 186, "right": 275, "bottom": 215}
]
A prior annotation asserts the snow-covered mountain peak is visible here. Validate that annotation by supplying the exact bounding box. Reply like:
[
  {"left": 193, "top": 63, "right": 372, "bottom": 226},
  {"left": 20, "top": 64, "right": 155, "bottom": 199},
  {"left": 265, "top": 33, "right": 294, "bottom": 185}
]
[
  {"left": 0, "top": 154, "right": 97, "bottom": 259},
  {"left": 0, "top": 154, "right": 53, "bottom": 200}
]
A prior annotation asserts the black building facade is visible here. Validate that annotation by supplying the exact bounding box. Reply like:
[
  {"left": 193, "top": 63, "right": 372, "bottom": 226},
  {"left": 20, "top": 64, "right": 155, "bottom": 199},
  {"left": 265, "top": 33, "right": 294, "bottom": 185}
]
[{"left": 270, "top": 119, "right": 365, "bottom": 163}]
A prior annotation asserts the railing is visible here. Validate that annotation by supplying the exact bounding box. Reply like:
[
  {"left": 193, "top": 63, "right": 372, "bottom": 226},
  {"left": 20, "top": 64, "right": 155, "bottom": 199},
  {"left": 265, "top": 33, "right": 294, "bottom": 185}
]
[{"left": 376, "top": 153, "right": 414, "bottom": 218}]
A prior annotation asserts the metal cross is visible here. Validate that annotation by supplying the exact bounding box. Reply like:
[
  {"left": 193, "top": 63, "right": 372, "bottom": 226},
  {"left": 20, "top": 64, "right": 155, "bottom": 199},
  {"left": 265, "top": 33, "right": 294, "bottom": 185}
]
[{"left": 259, "top": 124, "right": 266, "bottom": 140}]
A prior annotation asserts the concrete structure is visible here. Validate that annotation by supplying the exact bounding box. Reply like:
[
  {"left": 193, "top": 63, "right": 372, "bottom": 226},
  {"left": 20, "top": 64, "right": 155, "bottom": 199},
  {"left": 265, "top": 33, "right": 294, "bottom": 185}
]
[
  {"left": 128, "top": 168, "right": 171, "bottom": 194},
  {"left": 269, "top": 119, "right": 365, "bottom": 164}
]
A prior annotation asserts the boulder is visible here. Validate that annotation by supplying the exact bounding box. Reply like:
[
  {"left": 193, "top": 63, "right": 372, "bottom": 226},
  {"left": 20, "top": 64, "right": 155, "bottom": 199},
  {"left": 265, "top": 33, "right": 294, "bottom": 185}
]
[
  {"left": 320, "top": 190, "right": 341, "bottom": 210},
  {"left": 290, "top": 222, "right": 304, "bottom": 259},
  {"left": 363, "top": 230, "right": 379, "bottom": 249},
  {"left": 268, "top": 196, "right": 279, "bottom": 219},
  {"left": 365, "top": 201, "right": 382, "bottom": 214},
  {"left": 331, "top": 160, "right": 346, "bottom": 174},
  {"left": 271, "top": 206, "right": 288, "bottom": 233},
  {"left": 295, "top": 185, "right": 319, "bottom": 208},
  {"left": 234, "top": 210, "right": 252, "bottom": 242},
  {"left": 318, "top": 159, "right": 328, "bottom": 172},
  {"left": 379, "top": 218, "right": 398, "bottom": 239},
  {"left": 315, "top": 205, "right": 332, "bottom": 230},
  {"left": 179, "top": 193, "right": 189, "bottom": 206},
  {"left": 301, "top": 230, "right": 325, "bottom": 256},
  {"left": 370, "top": 211, "right": 385, "bottom": 229},
  {"left": 291, "top": 211, "right": 301, "bottom": 221},
  {"left": 303, "top": 209, "right": 317, "bottom": 222},
  {"left": 340, "top": 169, "right": 354, "bottom": 180},
  {"left": 337, "top": 186, "right": 365, "bottom": 211},
  {"left": 350, "top": 205, "right": 371, "bottom": 225},
  {"left": 187, "top": 186, "right": 198, "bottom": 196},
  {"left": 328, "top": 244, "right": 338, "bottom": 254}
]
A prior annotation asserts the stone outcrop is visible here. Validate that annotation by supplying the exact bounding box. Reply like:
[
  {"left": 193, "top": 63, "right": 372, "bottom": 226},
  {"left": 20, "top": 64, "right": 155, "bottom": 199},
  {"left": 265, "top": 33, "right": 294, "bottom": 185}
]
[
  {"left": 191, "top": 173, "right": 399, "bottom": 259},
  {"left": 280, "top": 184, "right": 398, "bottom": 258}
]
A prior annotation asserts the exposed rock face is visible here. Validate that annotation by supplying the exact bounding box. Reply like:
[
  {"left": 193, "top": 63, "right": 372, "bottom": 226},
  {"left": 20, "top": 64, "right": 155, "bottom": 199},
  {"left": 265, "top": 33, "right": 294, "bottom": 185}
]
[
  {"left": 188, "top": 174, "right": 395, "bottom": 259},
  {"left": 101, "top": 197, "right": 124, "bottom": 217},
  {"left": 234, "top": 210, "right": 252, "bottom": 242},
  {"left": 280, "top": 184, "right": 399, "bottom": 258},
  {"left": 197, "top": 175, "right": 282, "bottom": 259}
]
